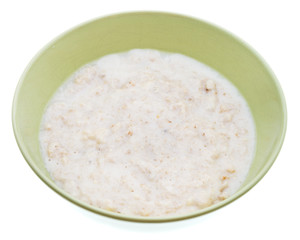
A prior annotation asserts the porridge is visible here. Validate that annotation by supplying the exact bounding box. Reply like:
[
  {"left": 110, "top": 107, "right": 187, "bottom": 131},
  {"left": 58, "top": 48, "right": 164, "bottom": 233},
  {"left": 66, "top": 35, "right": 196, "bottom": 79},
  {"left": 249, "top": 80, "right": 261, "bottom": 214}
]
[{"left": 39, "top": 49, "right": 256, "bottom": 217}]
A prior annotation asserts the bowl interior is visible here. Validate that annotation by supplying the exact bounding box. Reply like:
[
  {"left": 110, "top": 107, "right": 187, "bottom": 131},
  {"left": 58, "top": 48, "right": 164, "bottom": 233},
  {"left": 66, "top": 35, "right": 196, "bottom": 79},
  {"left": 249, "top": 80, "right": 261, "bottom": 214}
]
[{"left": 12, "top": 12, "right": 286, "bottom": 222}]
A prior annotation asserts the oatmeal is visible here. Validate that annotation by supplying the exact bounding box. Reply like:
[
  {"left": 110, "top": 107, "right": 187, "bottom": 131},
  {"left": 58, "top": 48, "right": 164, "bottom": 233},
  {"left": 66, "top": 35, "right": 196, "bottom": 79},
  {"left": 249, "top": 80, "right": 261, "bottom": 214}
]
[{"left": 39, "top": 49, "right": 256, "bottom": 217}]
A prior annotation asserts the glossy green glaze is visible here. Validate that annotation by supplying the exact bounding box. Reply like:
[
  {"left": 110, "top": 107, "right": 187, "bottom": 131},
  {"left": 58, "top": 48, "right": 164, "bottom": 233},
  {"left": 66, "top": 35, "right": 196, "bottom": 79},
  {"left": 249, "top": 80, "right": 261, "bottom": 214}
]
[{"left": 12, "top": 12, "right": 287, "bottom": 222}]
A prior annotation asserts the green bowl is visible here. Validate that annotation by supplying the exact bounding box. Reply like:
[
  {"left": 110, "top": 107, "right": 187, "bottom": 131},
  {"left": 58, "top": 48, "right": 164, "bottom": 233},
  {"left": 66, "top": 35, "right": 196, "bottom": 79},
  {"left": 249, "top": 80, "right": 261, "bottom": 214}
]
[{"left": 12, "top": 12, "right": 287, "bottom": 222}]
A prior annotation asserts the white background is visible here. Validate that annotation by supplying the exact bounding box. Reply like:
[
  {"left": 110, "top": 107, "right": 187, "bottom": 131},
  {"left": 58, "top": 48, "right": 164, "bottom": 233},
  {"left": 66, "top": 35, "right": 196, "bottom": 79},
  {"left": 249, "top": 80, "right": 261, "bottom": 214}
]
[{"left": 1, "top": 0, "right": 299, "bottom": 239}]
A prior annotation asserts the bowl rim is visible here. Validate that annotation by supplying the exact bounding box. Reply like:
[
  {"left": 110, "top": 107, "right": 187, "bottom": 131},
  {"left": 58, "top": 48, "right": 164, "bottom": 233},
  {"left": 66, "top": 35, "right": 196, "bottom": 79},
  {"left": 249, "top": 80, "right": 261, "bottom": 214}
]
[{"left": 12, "top": 11, "right": 287, "bottom": 223}]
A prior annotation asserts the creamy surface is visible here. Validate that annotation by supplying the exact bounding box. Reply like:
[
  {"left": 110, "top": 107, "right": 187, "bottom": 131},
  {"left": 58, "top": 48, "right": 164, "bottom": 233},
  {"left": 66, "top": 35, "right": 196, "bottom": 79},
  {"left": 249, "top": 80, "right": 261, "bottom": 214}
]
[{"left": 40, "top": 49, "right": 256, "bottom": 217}]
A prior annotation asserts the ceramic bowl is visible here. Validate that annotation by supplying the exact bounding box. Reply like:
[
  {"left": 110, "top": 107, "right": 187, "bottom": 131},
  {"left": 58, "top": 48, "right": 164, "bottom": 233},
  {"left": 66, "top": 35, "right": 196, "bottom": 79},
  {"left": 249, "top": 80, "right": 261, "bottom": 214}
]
[{"left": 12, "top": 12, "right": 287, "bottom": 222}]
